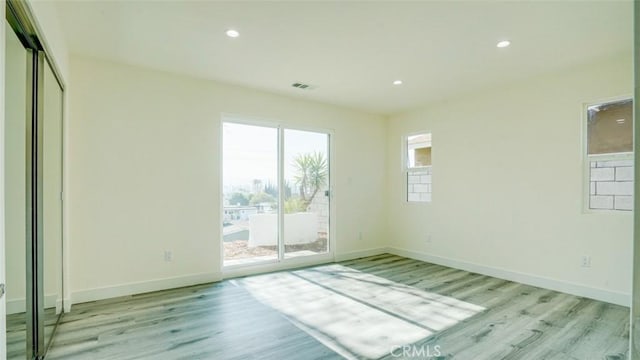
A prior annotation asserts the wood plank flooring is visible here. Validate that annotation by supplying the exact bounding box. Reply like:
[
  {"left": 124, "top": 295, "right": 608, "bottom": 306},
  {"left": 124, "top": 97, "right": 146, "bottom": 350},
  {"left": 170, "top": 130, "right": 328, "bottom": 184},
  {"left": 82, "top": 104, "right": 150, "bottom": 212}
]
[
  {"left": 38, "top": 254, "right": 629, "bottom": 359},
  {"left": 6, "top": 308, "right": 60, "bottom": 360},
  {"left": 6, "top": 312, "right": 27, "bottom": 360}
]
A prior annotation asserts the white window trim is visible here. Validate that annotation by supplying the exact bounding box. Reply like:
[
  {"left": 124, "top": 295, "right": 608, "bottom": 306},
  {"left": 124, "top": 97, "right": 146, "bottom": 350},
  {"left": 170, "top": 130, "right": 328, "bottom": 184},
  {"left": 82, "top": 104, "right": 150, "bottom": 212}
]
[{"left": 581, "top": 96, "right": 633, "bottom": 214}]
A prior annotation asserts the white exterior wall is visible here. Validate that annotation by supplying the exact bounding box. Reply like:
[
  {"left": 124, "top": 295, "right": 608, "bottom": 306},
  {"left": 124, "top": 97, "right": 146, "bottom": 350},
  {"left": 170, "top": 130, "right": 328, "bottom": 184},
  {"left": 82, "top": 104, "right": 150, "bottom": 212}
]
[{"left": 589, "top": 159, "right": 633, "bottom": 211}]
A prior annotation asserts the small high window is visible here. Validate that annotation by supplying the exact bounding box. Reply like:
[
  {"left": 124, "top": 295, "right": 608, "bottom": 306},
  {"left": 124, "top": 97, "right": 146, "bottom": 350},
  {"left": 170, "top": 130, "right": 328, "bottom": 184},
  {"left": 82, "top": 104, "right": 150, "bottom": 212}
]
[
  {"left": 586, "top": 99, "right": 633, "bottom": 211},
  {"left": 406, "top": 133, "right": 432, "bottom": 202}
]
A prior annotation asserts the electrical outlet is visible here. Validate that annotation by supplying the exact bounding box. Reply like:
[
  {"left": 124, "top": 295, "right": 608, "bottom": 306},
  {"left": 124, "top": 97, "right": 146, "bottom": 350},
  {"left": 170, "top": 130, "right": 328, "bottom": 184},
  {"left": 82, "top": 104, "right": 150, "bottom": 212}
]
[
  {"left": 580, "top": 255, "right": 591, "bottom": 268},
  {"left": 426, "top": 235, "right": 432, "bottom": 244},
  {"left": 164, "top": 250, "right": 173, "bottom": 262},
  {"left": 358, "top": 231, "right": 363, "bottom": 240}
]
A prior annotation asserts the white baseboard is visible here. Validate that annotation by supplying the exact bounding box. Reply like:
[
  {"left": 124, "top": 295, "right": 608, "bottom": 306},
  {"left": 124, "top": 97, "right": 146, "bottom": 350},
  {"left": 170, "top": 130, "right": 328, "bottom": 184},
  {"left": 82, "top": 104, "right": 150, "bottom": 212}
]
[
  {"left": 6, "top": 298, "right": 25, "bottom": 315},
  {"left": 6, "top": 294, "right": 58, "bottom": 315},
  {"left": 68, "top": 247, "right": 627, "bottom": 309},
  {"left": 70, "top": 249, "right": 385, "bottom": 307},
  {"left": 334, "top": 247, "right": 388, "bottom": 262},
  {"left": 386, "top": 247, "right": 630, "bottom": 307},
  {"left": 63, "top": 297, "right": 72, "bottom": 313},
  {"left": 7, "top": 294, "right": 67, "bottom": 315},
  {"left": 56, "top": 298, "right": 63, "bottom": 315},
  {"left": 71, "top": 272, "right": 223, "bottom": 305},
  {"left": 45, "top": 294, "right": 59, "bottom": 308}
]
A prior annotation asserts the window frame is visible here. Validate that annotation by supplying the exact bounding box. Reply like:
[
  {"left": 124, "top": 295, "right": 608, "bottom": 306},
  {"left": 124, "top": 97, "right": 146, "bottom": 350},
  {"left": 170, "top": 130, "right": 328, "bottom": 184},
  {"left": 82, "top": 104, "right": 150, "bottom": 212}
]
[
  {"left": 582, "top": 95, "right": 634, "bottom": 214},
  {"left": 219, "top": 113, "right": 337, "bottom": 274},
  {"left": 403, "top": 131, "right": 433, "bottom": 204}
]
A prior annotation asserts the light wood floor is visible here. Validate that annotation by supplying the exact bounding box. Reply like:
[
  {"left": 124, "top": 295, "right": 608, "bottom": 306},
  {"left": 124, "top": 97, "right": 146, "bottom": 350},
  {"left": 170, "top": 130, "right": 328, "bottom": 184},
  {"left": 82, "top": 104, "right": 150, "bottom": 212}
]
[
  {"left": 5, "top": 312, "right": 28, "bottom": 360},
  {"left": 39, "top": 254, "right": 628, "bottom": 359},
  {"left": 7, "top": 308, "right": 60, "bottom": 360}
]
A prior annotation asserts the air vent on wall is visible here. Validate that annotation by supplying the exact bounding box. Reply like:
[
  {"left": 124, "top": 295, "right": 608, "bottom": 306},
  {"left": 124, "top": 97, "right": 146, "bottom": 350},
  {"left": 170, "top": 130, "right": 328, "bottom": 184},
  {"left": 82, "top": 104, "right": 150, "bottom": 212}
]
[{"left": 291, "top": 82, "right": 315, "bottom": 90}]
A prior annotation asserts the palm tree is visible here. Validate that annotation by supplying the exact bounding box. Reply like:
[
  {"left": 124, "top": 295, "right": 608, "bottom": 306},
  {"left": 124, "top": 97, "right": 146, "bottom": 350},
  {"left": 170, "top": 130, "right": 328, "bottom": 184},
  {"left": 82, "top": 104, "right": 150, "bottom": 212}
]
[{"left": 293, "top": 152, "right": 328, "bottom": 211}]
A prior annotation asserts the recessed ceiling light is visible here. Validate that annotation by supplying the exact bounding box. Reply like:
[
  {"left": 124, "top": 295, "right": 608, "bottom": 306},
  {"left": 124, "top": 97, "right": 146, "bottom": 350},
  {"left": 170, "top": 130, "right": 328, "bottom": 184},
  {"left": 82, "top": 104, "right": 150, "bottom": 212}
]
[
  {"left": 393, "top": 80, "right": 403, "bottom": 85},
  {"left": 497, "top": 40, "right": 511, "bottom": 48},
  {"left": 226, "top": 29, "right": 240, "bottom": 38}
]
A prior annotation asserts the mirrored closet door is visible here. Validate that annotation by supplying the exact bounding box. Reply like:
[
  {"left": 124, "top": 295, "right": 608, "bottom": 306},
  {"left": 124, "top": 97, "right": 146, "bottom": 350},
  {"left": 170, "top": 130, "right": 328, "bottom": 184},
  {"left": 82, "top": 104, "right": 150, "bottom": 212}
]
[
  {"left": 5, "top": 0, "right": 65, "bottom": 358},
  {"left": 5, "top": 19, "right": 29, "bottom": 360},
  {"left": 42, "top": 52, "right": 64, "bottom": 354}
]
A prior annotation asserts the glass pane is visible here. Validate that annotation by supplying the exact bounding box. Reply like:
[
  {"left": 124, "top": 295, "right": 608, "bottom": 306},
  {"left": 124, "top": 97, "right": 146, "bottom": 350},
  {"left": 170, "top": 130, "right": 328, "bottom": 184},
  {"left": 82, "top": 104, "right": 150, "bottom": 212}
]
[
  {"left": 407, "top": 133, "right": 431, "bottom": 168},
  {"left": 407, "top": 168, "right": 432, "bottom": 203},
  {"left": 223, "top": 123, "right": 278, "bottom": 266},
  {"left": 43, "top": 60, "right": 64, "bottom": 347},
  {"left": 284, "top": 129, "right": 329, "bottom": 258},
  {"left": 5, "top": 22, "right": 28, "bottom": 360},
  {"left": 588, "top": 159, "right": 633, "bottom": 211},
  {"left": 587, "top": 99, "right": 633, "bottom": 155},
  {"left": 406, "top": 133, "right": 432, "bottom": 203}
]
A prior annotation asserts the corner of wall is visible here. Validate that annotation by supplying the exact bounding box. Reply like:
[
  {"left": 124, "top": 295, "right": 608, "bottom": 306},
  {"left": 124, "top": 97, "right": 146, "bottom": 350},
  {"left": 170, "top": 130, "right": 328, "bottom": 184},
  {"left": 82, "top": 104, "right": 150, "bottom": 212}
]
[
  {"left": 387, "top": 246, "right": 630, "bottom": 307},
  {"left": 380, "top": 114, "right": 394, "bottom": 250},
  {"left": 334, "top": 247, "right": 388, "bottom": 262}
]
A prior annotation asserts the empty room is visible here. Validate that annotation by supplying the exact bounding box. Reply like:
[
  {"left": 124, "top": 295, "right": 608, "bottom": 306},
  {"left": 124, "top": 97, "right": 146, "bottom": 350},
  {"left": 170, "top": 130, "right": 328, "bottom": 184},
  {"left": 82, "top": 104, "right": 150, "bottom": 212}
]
[{"left": 1, "top": 0, "right": 639, "bottom": 359}]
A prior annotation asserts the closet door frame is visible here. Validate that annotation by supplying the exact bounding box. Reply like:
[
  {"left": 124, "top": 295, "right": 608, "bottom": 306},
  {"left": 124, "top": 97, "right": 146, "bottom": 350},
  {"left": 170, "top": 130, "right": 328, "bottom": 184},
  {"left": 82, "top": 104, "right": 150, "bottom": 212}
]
[{"left": 24, "top": 49, "right": 45, "bottom": 359}]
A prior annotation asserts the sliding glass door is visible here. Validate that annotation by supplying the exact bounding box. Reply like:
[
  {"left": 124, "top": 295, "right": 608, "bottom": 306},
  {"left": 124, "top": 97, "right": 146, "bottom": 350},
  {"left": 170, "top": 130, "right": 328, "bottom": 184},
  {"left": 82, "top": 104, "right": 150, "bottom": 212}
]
[
  {"left": 222, "top": 120, "right": 331, "bottom": 267},
  {"left": 222, "top": 123, "right": 279, "bottom": 266},
  {"left": 283, "top": 129, "right": 329, "bottom": 258}
]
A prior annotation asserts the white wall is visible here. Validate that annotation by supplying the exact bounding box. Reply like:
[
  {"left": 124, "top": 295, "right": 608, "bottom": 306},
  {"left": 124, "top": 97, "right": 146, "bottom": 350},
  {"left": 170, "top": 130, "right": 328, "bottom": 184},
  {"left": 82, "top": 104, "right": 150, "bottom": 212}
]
[
  {"left": 68, "top": 56, "right": 388, "bottom": 304},
  {"left": 387, "top": 55, "right": 634, "bottom": 305}
]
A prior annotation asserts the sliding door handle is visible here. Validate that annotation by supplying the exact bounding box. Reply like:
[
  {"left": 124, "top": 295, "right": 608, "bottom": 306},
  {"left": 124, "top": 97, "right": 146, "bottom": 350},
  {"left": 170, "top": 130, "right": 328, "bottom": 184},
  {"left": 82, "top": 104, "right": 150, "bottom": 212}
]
[{"left": 0, "top": 283, "right": 4, "bottom": 299}]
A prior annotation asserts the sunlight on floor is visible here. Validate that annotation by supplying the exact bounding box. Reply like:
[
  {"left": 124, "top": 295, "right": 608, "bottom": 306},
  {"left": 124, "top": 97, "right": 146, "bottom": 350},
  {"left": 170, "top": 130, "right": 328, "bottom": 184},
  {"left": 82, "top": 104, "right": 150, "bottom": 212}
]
[{"left": 234, "top": 264, "right": 485, "bottom": 359}]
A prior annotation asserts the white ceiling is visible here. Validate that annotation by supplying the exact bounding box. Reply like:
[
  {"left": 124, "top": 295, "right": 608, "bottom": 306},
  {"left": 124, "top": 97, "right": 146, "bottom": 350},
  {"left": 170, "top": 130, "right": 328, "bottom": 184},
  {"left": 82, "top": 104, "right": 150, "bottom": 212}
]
[{"left": 54, "top": 1, "right": 633, "bottom": 115}]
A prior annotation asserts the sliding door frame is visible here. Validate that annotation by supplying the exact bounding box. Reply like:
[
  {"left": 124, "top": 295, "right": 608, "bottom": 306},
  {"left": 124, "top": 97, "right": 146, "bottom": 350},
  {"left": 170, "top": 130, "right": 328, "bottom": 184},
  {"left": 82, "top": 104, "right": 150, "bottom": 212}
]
[
  {"left": 25, "top": 49, "right": 45, "bottom": 359},
  {"left": 220, "top": 114, "right": 336, "bottom": 276}
]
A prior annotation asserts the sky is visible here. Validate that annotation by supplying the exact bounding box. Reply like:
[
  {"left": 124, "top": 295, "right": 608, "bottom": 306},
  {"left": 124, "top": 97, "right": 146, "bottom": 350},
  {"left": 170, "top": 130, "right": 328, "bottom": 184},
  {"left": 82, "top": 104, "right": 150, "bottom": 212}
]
[{"left": 222, "top": 122, "right": 328, "bottom": 193}]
